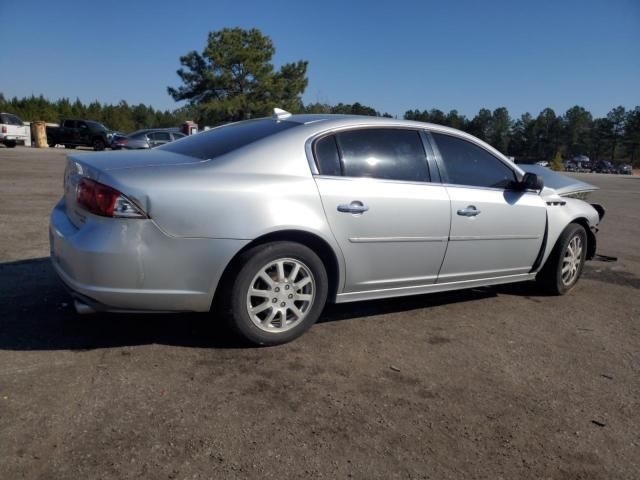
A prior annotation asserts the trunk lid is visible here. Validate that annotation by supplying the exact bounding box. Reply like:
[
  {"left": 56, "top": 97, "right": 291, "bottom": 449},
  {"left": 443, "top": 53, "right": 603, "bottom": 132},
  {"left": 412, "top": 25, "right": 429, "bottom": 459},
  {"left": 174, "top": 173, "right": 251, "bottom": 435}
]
[{"left": 62, "top": 150, "right": 206, "bottom": 227}]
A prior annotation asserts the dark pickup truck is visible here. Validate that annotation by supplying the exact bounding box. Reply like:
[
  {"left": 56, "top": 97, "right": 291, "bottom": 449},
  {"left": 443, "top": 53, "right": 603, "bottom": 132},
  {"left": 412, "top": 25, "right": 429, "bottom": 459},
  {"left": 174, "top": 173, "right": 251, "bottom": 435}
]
[{"left": 47, "top": 119, "right": 112, "bottom": 151}]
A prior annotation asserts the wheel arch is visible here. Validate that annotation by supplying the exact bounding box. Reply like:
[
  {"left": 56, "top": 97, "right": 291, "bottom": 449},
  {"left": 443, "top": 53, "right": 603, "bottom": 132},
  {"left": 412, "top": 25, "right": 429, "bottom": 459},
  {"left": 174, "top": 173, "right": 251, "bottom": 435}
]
[{"left": 212, "top": 229, "right": 342, "bottom": 309}]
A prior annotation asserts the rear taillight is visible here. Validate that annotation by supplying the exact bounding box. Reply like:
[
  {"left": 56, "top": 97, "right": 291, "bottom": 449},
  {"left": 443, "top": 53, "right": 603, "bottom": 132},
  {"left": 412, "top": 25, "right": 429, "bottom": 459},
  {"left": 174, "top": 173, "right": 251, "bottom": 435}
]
[
  {"left": 76, "top": 178, "right": 146, "bottom": 218},
  {"left": 1, "top": 126, "right": 6, "bottom": 133},
  {"left": 116, "top": 138, "right": 127, "bottom": 145}
]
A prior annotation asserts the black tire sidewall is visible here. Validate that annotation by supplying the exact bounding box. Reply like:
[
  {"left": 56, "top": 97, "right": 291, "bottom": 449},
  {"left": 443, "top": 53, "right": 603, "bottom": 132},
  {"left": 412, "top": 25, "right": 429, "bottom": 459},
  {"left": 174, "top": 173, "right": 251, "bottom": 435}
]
[{"left": 228, "top": 242, "right": 328, "bottom": 346}]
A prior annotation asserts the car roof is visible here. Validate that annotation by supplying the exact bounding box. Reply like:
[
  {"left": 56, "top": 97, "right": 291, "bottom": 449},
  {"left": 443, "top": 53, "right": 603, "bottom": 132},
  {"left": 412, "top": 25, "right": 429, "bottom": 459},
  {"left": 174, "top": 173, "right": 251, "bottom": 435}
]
[{"left": 284, "top": 113, "right": 488, "bottom": 142}]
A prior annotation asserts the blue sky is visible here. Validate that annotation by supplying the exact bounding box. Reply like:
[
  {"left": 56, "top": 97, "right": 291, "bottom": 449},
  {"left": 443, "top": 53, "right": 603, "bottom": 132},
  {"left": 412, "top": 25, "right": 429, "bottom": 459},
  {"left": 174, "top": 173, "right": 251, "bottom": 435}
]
[{"left": 1, "top": 0, "right": 638, "bottom": 118}]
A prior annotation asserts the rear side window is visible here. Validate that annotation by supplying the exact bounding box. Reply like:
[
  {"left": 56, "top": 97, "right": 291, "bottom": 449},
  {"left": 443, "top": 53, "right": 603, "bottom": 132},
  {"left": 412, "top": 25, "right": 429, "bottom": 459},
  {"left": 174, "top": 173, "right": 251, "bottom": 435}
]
[
  {"left": 150, "top": 132, "right": 171, "bottom": 142},
  {"left": 333, "top": 128, "right": 429, "bottom": 182},
  {"left": 63, "top": 120, "right": 76, "bottom": 128},
  {"left": 314, "top": 135, "right": 342, "bottom": 176},
  {"left": 431, "top": 132, "right": 515, "bottom": 189},
  {"left": 158, "top": 119, "right": 299, "bottom": 159}
]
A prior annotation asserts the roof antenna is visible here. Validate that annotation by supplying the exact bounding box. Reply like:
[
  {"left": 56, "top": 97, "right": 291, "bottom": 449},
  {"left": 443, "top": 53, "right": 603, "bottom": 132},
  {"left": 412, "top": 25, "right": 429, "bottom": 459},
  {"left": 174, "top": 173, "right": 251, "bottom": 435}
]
[{"left": 272, "top": 108, "right": 292, "bottom": 121}]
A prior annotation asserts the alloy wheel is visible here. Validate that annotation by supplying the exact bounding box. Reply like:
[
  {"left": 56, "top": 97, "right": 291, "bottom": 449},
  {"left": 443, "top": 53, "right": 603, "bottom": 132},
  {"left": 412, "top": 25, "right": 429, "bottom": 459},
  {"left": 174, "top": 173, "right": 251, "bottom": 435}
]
[
  {"left": 246, "top": 258, "right": 315, "bottom": 332},
  {"left": 561, "top": 235, "right": 583, "bottom": 286}
]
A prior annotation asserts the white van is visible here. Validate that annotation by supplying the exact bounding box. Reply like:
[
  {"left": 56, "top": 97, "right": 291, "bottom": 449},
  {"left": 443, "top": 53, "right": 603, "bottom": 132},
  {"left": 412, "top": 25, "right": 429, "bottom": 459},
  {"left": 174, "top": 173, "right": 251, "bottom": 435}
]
[{"left": 1, "top": 113, "right": 28, "bottom": 147}]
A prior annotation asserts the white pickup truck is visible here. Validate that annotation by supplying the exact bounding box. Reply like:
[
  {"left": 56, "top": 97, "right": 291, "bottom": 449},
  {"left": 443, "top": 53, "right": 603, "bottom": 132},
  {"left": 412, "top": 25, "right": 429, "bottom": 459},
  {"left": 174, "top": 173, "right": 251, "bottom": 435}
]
[{"left": 0, "top": 112, "right": 28, "bottom": 147}]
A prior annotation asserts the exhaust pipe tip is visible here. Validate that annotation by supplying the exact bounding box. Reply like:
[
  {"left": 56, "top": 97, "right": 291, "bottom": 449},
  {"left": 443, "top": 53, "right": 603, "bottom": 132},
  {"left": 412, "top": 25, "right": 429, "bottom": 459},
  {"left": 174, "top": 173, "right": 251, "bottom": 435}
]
[{"left": 74, "top": 299, "right": 96, "bottom": 315}]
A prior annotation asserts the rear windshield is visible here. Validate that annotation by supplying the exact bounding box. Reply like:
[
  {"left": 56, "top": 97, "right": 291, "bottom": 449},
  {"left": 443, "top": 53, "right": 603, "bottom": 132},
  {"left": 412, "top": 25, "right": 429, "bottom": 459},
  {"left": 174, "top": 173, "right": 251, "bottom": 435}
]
[
  {"left": 158, "top": 119, "right": 299, "bottom": 159},
  {"left": 1, "top": 113, "right": 23, "bottom": 125}
]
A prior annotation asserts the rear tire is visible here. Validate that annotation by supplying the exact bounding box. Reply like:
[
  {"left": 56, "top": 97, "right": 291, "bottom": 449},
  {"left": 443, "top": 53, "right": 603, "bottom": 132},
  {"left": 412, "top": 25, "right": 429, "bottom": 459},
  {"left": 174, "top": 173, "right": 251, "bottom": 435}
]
[
  {"left": 536, "top": 223, "right": 587, "bottom": 295},
  {"left": 223, "top": 241, "right": 328, "bottom": 346},
  {"left": 4, "top": 140, "right": 16, "bottom": 148},
  {"left": 65, "top": 144, "right": 76, "bottom": 149},
  {"left": 92, "top": 139, "right": 105, "bottom": 151}
]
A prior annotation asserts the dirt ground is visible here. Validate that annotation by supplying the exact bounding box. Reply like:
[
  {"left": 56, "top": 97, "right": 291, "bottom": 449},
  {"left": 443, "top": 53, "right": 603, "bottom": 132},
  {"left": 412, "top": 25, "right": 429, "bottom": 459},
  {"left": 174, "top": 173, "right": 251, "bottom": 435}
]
[{"left": 1, "top": 146, "right": 639, "bottom": 479}]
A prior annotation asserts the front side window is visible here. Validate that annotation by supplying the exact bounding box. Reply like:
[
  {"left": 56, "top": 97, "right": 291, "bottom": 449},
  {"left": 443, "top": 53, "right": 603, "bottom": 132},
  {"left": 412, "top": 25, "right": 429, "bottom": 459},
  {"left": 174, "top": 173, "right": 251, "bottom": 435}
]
[
  {"left": 431, "top": 132, "right": 515, "bottom": 189},
  {"left": 314, "top": 128, "right": 430, "bottom": 182}
]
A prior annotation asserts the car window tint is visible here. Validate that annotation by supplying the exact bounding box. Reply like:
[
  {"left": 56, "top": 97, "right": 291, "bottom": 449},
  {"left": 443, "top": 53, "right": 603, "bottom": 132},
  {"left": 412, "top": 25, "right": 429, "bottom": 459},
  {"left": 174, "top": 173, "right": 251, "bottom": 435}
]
[
  {"left": 150, "top": 132, "right": 171, "bottom": 141},
  {"left": 4, "top": 114, "right": 23, "bottom": 126},
  {"left": 431, "top": 132, "right": 515, "bottom": 188},
  {"left": 63, "top": 120, "right": 76, "bottom": 128},
  {"left": 158, "top": 119, "right": 299, "bottom": 160},
  {"left": 314, "top": 135, "right": 342, "bottom": 176},
  {"left": 335, "top": 129, "right": 429, "bottom": 182},
  {"left": 172, "top": 133, "right": 186, "bottom": 140}
]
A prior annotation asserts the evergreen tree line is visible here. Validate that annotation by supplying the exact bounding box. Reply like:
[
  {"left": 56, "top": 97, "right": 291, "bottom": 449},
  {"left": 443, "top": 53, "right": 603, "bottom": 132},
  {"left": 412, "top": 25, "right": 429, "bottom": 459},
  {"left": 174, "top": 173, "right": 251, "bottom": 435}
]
[
  {"left": 2, "top": 93, "right": 638, "bottom": 165},
  {"left": 405, "top": 105, "right": 640, "bottom": 165}
]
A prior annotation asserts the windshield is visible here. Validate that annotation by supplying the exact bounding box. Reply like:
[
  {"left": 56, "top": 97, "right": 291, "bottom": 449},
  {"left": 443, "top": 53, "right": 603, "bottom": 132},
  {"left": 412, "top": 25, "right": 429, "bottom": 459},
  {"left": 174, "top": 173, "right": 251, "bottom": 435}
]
[{"left": 158, "top": 119, "right": 299, "bottom": 159}]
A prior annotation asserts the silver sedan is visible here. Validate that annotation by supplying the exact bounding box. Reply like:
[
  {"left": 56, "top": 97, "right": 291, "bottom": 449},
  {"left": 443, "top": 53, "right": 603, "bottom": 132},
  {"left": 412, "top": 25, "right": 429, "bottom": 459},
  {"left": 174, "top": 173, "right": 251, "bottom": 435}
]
[
  {"left": 112, "top": 129, "right": 186, "bottom": 150},
  {"left": 50, "top": 110, "right": 604, "bottom": 345}
]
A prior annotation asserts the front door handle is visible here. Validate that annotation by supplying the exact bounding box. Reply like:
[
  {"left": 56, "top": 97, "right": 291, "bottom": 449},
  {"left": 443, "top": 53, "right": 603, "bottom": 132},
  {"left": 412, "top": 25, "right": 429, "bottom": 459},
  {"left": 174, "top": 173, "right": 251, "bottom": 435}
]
[
  {"left": 337, "top": 201, "right": 369, "bottom": 214},
  {"left": 457, "top": 205, "right": 481, "bottom": 217}
]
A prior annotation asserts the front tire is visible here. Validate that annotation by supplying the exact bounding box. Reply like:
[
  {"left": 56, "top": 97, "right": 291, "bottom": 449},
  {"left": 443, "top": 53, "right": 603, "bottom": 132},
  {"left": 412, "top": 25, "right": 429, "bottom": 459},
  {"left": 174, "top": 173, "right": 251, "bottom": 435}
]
[
  {"left": 537, "top": 223, "right": 587, "bottom": 295},
  {"left": 225, "top": 242, "right": 328, "bottom": 346}
]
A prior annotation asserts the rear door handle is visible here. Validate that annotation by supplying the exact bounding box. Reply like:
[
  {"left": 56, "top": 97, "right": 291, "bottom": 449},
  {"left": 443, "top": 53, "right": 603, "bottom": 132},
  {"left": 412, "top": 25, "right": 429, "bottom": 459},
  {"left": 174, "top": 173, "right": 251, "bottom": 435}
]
[
  {"left": 457, "top": 205, "right": 481, "bottom": 217},
  {"left": 337, "top": 201, "right": 369, "bottom": 214}
]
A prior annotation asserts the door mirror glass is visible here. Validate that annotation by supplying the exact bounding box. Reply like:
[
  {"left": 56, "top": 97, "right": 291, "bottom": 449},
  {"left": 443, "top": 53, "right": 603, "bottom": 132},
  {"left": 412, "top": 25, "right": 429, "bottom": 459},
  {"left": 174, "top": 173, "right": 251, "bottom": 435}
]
[{"left": 521, "top": 172, "right": 544, "bottom": 191}]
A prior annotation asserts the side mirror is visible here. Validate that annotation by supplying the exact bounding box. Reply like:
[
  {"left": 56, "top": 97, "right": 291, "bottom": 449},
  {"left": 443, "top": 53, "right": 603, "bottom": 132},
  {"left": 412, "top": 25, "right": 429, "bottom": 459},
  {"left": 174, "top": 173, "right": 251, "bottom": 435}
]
[{"left": 521, "top": 172, "right": 544, "bottom": 191}]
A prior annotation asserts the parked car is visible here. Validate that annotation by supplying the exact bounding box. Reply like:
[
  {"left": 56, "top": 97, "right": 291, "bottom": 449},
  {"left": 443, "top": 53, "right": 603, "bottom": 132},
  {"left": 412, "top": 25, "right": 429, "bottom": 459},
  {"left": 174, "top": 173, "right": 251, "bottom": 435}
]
[
  {"left": 564, "top": 160, "right": 578, "bottom": 172},
  {"left": 592, "top": 160, "right": 616, "bottom": 174},
  {"left": 0, "top": 112, "right": 28, "bottom": 147},
  {"left": 112, "top": 129, "right": 186, "bottom": 150},
  {"left": 617, "top": 164, "right": 633, "bottom": 175},
  {"left": 46, "top": 119, "right": 112, "bottom": 151},
  {"left": 535, "top": 160, "right": 549, "bottom": 167},
  {"left": 50, "top": 110, "right": 604, "bottom": 345}
]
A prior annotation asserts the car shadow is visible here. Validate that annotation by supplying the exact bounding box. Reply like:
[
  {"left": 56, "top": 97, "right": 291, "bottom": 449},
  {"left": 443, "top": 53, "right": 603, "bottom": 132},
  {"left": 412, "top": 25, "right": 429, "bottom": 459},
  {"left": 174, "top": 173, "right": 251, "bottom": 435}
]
[{"left": 0, "top": 257, "right": 546, "bottom": 352}]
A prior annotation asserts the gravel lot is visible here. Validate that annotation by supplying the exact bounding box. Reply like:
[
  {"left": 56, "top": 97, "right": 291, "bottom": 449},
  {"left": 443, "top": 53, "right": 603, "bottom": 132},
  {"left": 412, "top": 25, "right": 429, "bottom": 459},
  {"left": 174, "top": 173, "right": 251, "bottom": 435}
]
[{"left": 1, "top": 146, "right": 639, "bottom": 479}]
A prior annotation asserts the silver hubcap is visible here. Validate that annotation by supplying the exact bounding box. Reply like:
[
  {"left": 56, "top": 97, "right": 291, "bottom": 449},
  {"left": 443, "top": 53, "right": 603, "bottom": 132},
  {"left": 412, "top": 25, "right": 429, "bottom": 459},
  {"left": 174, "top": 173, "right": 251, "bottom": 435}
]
[
  {"left": 246, "top": 258, "right": 315, "bottom": 332},
  {"left": 561, "top": 235, "right": 583, "bottom": 286}
]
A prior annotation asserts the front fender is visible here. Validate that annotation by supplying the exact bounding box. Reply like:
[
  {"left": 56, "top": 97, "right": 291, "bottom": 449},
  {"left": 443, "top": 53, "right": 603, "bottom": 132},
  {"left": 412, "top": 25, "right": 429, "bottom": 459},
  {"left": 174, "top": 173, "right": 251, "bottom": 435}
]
[{"left": 536, "top": 197, "right": 600, "bottom": 271}]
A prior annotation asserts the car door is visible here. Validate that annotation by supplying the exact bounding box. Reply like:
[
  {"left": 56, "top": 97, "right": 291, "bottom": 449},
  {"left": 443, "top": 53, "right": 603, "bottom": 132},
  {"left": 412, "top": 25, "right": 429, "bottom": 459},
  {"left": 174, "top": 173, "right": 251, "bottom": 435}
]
[
  {"left": 76, "top": 121, "right": 90, "bottom": 145},
  {"left": 312, "top": 128, "right": 451, "bottom": 293},
  {"left": 148, "top": 131, "right": 172, "bottom": 148},
  {"left": 429, "top": 131, "right": 547, "bottom": 283},
  {"left": 61, "top": 120, "right": 76, "bottom": 144}
]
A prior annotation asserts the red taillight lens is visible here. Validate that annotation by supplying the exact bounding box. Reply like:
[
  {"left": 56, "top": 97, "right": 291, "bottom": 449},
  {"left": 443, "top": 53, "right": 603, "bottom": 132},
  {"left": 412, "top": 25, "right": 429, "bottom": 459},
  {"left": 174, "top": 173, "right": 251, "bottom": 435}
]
[
  {"left": 116, "top": 138, "right": 127, "bottom": 145},
  {"left": 76, "top": 178, "right": 145, "bottom": 218},
  {"left": 1, "top": 126, "right": 6, "bottom": 133},
  {"left": 77, "top": 178, "right": 118, "bottom": 216}
]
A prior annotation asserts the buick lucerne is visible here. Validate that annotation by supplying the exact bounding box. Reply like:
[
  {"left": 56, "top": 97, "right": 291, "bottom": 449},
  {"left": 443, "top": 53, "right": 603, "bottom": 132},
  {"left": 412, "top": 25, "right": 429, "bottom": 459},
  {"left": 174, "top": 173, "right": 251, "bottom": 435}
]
[{"left": 50, "top": 110, "right": 604, "bottom": 345}]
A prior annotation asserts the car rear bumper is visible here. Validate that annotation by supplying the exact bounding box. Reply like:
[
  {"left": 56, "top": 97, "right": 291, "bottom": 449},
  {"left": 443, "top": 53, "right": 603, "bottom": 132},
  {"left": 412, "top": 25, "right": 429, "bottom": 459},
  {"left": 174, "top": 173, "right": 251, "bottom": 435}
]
[
  {"left": 49, "top": 198, "right": 248, "bottom": 313},
  {"left": 1, "top": 134, "right": 26, "bottom": 141}
]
